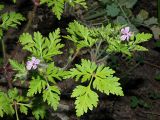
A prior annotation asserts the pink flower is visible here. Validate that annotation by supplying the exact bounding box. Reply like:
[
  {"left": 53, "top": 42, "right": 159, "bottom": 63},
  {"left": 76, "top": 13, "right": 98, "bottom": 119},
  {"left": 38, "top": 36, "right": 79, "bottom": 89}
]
[
  {"left": 26, "top": 57, "right": 40, "bottom": 70},
  {"left": 120, "top": 27, "right": 132, "bottom": 41}
]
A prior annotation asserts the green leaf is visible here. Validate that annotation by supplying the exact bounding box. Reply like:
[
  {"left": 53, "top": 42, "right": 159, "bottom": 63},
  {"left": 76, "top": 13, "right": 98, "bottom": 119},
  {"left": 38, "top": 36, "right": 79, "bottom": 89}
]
[
  {"left": 135, "top": 33, "right": 152, "bottom": 44},
  {"left": 136, "top": 9, "right": 149, "bottom": 21},
  {"left": 8, "top": 88, "right": 19, "bottom": 101},
  {"left": 106, "top": 3, "right": 120, "bottom": 17},
  {"left": 40, "top": 0, "right": 86, "bottom": 20},
  {"left": 144, "top": 17, "right": 158, "bottom": 26},
  {"left": 106, "top": 37, "right": 132, "bottom": 56},
  {"left": 40, "top": 0, "right": 65, "bottom": 20},
  {"left": 27, "top": 76, "right": 47, "bottom": 97},
  {"left": 0, "top": 91, "right": 15, "bottom": 117},
  {"left": 115, "top": 16, "right": 127, "bottom": 25},
  {"left": 32, "top": 105, "right": 46, "bottom": 120},
  {"left": 93, "top": 77, "right": 124, "bottom": 96},
  {"left": 9, "top": 59, "right": 27, "bottom": 80},
  {"left": 65, "top": 59, "right": 97, "bottom": 82},
  {"left": 0, "top": 4, "right": 4, "bottom": 10},
  {"left": 65, "top": 20, "right": 97, "bottom": 49},
  {"left": 67, "top": 59, "right": 123, "bottom": 116},
  {"left": 43, "top": 29, "right": 64, "bottom": 60},
  {"left": 151, "top": 25, "right": 160, "bottom": 40},
  {"left": 20, "top": 105, "right": 28, "bottom": 115},
  {"left": 71, "top": 85, "right": 99, "bottom": 117},
  {"left": 68, "top": 0, "right": 87, "bottom": 8},
  {"left": 125, "top": 0, "right": 137, "bottom": 8},
  {"left": 19, "top": 29, "right": 64, "bottom": 61},
  {"left": 131, "top": 45, "right": 148, "bottom": 51},
  {"left": 43, "top": 86, "right": 60, "bottom": 110},
  {"left": 106, "top": 32, "right": 152, "bottom": 56},
  {"left": 46, "top": 63, "right": 66, "bottom": 83},
  {"left": 12, "top": 0, "right": 16, "bottom": 3},
  {"left": 1, "top": 12, "right": 25, "bottom": 30},
  {"left": 130, "top": 96, "right": 139, "bottom": 108}
]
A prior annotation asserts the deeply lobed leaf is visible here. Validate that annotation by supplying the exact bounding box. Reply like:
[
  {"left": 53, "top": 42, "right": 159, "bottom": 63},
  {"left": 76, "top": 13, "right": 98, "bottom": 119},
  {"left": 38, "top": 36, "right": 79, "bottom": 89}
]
[
  {"left": 1, "top": 12, "right": 25, "bottom": 30},
  {"left": 71, "top": 85, "right": 98, "bottom": 116},
  {"left": 43, "top": 86, "right": 60, "bottom": 110},
  {"left": 19, "top": 29, "right": 64, "bottom": 61},
  {"left": 27, "top": 76, "right": 47, "bottom": 97}
]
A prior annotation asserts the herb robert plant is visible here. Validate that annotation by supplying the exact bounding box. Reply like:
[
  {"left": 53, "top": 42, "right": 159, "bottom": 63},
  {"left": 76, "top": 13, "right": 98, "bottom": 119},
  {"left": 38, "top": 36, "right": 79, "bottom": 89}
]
[{"left": 0, "top": 0, "right": 152, "bottom": 120}]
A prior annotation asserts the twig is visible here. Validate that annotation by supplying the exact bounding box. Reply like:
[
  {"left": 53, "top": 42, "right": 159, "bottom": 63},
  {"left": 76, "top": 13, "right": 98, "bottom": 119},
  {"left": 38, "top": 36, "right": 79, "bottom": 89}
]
[
  {"left": 121, "top": 62, "right": 140, "bottom": 78},
  {"left": 144, "top": 60, "right": 160, "bottom": 69},
  {"left": 142, "top": 111, "right": 160, "bottom": 116}
]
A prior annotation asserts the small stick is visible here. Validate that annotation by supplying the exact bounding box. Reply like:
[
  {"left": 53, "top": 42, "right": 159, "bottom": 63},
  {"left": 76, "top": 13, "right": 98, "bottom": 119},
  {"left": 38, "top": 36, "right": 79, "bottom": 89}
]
[{"left": 142, "top": 111, "right": 160, "bottom": 116}]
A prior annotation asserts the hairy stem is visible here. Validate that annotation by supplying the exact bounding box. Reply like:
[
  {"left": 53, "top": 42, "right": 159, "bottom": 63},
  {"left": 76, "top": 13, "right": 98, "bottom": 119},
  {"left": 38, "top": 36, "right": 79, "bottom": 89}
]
[
  {"left": 116, "top": 0, "right": 131, "bottom": 24},
  {"left": 14, "top": 102, "right": 19, "bottom": 120},
  {"left": 95, "top": 39, "right": 103, "bottom": 60},
  {"left": 1, "top": 37, "right": 6, "bottom": 63},
  {"left": 63, "top": 49, "right": 80, "bottom": 70},
  {"left": 17, "top": 103, "right": 31, "bottom": 108}
]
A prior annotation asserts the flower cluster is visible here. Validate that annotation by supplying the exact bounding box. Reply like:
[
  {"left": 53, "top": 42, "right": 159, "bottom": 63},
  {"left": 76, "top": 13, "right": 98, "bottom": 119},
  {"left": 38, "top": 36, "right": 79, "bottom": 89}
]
[
  {"left": 26, "top": 57, "right": 40, "bottom": 70},
  {"left": 120, "top": 27, "right": 132, "bottom": 41}
]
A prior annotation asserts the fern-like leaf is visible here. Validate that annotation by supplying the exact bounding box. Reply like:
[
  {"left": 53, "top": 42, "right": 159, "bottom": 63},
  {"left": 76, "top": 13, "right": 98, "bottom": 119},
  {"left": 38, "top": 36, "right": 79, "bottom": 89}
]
[
  {"left": 0, "top": 91, "right": 14, "bottom": 117},
  {"left": 65, "top": 59, "right": 97, "bottom": 82},
  {"left": 68, "top": 0, "right": 87, "bottom": 8},
  {"left": 43, "top": 86, "right": 60, "bottom": 110},
  {"left": 1, "top": 12, "right": 25, "bottom": 30},
  {"left": 43, "top": 29, "right": 64, "bottom": 60},
  {"left": 46, "top": 63, "right": 67, "bottom": 83},
  {"left": 20, "top": 105, "right": 28, "bottom": 115},
  {"left": 134, "top": 33, "right": 152, "bottom": 44},
  {"left": 19, "top": 29, "right": 64, "bottom": 61},
  {"left": 27, "top": 76, "right": 47, "bottom": 97},
  {"left": 9, "top": 59, "right": 27, "bottom": 80},
  {"left": 40, "top": 0, "right": 65, "bottom": 20},
  {"left": 32, "top": 105, "right": 46, "bottom": 120},
  {"left": 66, "top": 59, "right": 123, "bottom": 116},
  {"left": 65, "top": 21, "right": 97, "bottom": 49},
  {"left": 71, "top": 85, "right": 98, "bottom": 116},
  {"left": 93, "top": 77, "right": 124, "bottom": 96}
]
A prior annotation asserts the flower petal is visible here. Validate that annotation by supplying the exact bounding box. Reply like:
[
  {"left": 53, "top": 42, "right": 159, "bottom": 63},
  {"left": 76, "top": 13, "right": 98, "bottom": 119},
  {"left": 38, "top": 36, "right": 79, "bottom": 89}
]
[
  {"left": 121, "top": 28, "right": 125, "bottom": 34},
  {"left": 34, "top": 59, "right": 40, "bottom": 64},
  {"left": 26, "top": 62, "right": 33, "bottom": 70},
  {"left": 32, "top": 65, "right": 37, "bottom": 69},
  {"left": 31, "top": 57, "right": 36, "bottom": 62},
  {"left": 120, "top": 35, "right": 127, "bottom": 41},
  {"left": 124, "top": 27, "right": 130, "bottom": 33}
]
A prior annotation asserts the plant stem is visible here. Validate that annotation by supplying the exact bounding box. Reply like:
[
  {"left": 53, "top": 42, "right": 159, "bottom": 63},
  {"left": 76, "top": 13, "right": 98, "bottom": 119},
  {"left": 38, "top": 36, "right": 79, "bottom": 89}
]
[
  {"left": 1, "top": 37, "right": 6, "bottom": 63},
  {"left": 95, "top": 39, "right": 102, "bottom": 60},
  {"left": 97, "top": 54, "right": 109, "bottom": 64},
  {"left": 116, "top": 0, "right": 131, "bottom": 24},
  {"left": 14, "top": 102, "right": 19, "bottom": 120},
  {"left": 63, "top": 49, "right": 80, "bottom": 70},
  {"left": 17, "top": 103, "right": 31, "bottom": 108}
]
